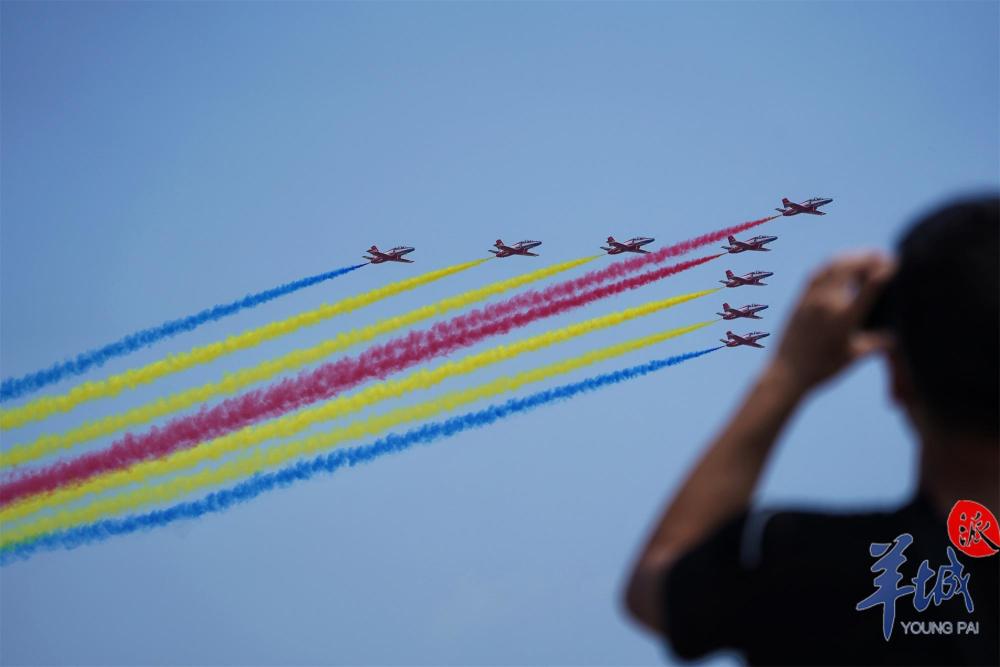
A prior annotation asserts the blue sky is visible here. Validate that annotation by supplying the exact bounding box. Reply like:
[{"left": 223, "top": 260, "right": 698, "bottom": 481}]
[{"left": 1, "top": 2, "right": 997, "bottom": 664}]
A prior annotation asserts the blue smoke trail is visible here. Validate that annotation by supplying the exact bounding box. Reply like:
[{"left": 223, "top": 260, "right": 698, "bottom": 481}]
[
  {"left": 0, "top": 346, "right": 718, "bottom": 564},
  {"left": 0, "top": 264, "right": 366, "bottom": 402}
]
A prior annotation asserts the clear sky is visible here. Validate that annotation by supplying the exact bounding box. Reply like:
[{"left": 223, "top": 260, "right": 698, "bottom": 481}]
[{"left": 1, "top": 1, "right": 997, "bottom": 664}]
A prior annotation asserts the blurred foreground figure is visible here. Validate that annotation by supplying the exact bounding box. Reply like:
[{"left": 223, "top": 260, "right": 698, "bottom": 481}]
[{"left": 625, "top": 197, "right": 998, "bottom": 665}]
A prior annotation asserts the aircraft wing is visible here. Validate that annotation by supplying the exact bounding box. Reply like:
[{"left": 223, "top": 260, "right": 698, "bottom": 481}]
[{"left": 523, "top": 251, "right": 539, "bottom": 256}]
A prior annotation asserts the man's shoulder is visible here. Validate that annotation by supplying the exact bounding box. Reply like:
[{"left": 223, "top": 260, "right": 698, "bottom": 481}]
[
  {"left": 662, "top": 496, "right": 1000, "bottom": 665},
  {"left": 762, "top": 503, "right": 909, "bottom": 531},
  {"left": 743, "top": 498, "right": 928, "bottom": 567}
]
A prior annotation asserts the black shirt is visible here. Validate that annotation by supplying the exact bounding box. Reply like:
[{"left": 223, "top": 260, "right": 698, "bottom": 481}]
[{"left": 662, "top": 495, "right": 999, "bottom": 665}]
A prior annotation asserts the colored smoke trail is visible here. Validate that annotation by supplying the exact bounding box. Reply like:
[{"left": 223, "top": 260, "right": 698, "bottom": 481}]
[
  {"left": 0, "top": 321, "right": 716, "bottom": 548},
  {"left": 0, "top": 264, "right": 368, "bottom": 403},
  {"left": 0, "top": 215, "right": 773, "bottom": 432},
  {"left": 1, "top": 255, "right": 600, "bottom": 469},
  {"left": 0, "top": 259, "right": 487, "bottom": 430},
  {"left": 0, "top": 347, "right": 719, "bottom": 563},
  {"left": 1, "top": 290, "right": 717, "bottom": 522},
  {"left": 0, "top": 254, "right": 718, "bottom": 508}
]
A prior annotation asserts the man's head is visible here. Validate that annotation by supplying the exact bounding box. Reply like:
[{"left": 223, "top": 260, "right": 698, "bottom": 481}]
[{"left": 868, "top": 196, "right": 999, "bottom": 438}]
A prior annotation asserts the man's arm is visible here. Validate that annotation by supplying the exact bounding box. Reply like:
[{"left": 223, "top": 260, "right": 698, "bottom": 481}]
[{"left": 623, "top": 253, "right": 893, "bottom": 635}]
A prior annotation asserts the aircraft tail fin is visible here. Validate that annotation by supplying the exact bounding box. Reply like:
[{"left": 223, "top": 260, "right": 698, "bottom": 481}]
[
  {"left": 607, "top": 236, "right": 615, "bottom": 243},
  {"left": 727, "top": 235, "right": 736, "bottom": 244},
  {"left": 369, "top": 245, "right": 379, "bottom": 252},
  {"left": 782, "top": 198, "right": 792, "bottom": 206},
  {"left": 495, "top": 239, "right": 504, "bottom": 247},
  {"left": 725, "top": 270, "right": 735, "bottom": 279},
  {"left": 723, "top": 302, "right": 731, "bottom": 311}
]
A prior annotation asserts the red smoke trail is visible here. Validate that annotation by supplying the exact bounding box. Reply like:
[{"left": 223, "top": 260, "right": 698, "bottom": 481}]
[
  {"left": 1, "top": 253, "right": 722, "bottom": 506},
  {"left": 497, "top": 214, "right": 776, "bottom": 307}
]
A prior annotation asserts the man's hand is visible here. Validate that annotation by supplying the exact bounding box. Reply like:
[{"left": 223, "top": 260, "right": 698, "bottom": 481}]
[
  {"left": 625, "top": 252, "right": 895, "bottom": 637},
  {"left": 769, "top": 253, "right": 895, "bottom": 395}
]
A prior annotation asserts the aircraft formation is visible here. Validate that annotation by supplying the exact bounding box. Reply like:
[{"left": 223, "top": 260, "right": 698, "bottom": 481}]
[
  {"left": 0, "top": 199, "right": 841, "bottom": 561},
  {"left": 361, "top": 196, "right": 832, "bottom": 348}
]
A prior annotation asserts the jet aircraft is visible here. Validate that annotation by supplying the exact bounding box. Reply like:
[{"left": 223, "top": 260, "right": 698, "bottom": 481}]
[
  {"left": 601, "top": 236, "right": 655, "bottom": 255},
  {"left": 722, "top": 235, "right": 777, "bottom": 253},
  {"left": 720, "top": 330, "right": 770, "bottom": 348},
  {"left": 775, "top": 197, "right": 833, "bottom": 216},
  {"left": 717, "top": 303, "right": 769, "bottom": 320},
  {"left": 490, "top": 239, "right": 542, "bottom": 257},
  {"left": 364, "top": 245, "right": 415, "bottom": 264},
  {"left": 720, "top": 269, "right": 773, "bottom": 287}
]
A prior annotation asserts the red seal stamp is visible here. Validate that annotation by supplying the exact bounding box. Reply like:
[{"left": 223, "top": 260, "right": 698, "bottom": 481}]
[{"left": 947, "top": 500, "right": 999, "bottom": 558}]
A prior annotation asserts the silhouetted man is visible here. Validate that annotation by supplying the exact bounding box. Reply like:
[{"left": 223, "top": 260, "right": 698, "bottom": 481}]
[{"left": 625, "top": 197, "right": 999, "bottom": 665}]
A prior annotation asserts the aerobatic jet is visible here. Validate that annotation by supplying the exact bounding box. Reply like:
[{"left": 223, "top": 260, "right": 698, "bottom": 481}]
[
  {"left": 722, "top": 235, "right": 777, "bottom": 253},
  {"left": 720, "top": 330, "right": 770, "bottom": 349},
  {"left": 720, "top": 269, "right": 773, "bottom": 287},
  {"left": 364, "top": 245, "right": 415, "bottom": 264},
  {"left": 490, "top": 239, "right": 542, "bottom": 257},
  {"left": 717, "top": 303, "right": 769, "bottom": 320},
  {"left": 601, "top": 236, "right": 655, "bottom": 255},
  {"left": 775, "top": 197, "right": 833, "bottom": 216}
]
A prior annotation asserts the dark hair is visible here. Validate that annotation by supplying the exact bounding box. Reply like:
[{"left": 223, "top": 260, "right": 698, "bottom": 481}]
[{"left": 866, "top": 196, "right": 999, "bottom": 435}]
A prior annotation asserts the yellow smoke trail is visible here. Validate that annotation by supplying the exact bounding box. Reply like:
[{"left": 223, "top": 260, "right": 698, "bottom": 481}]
[
  {"left": 1, "top": 289, "right": 718, "bottom": 526},
  {"left": 0, "top": 256, "right": 600, "bottom": 467},
  {"left": 0, "top": 259, "right": 489, "bottom": 432},
  {"left": 1, "top": 318, "right": 715, "bottom": 546}
]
